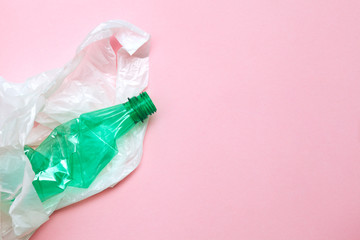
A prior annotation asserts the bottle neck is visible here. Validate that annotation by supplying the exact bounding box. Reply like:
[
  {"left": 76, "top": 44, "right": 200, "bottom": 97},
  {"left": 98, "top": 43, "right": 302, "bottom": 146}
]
[
  {"left": 79, "top": 92, "right": 156, "bottom": 141},
  {"left": 124, "top": 92, "right": 157, "bottom": 124}
]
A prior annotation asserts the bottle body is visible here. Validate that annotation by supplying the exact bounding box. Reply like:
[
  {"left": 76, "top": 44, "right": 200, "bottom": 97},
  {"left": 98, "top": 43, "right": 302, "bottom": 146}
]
[{"left": 25, "top": 92, "right": 156, "bottom": 202}]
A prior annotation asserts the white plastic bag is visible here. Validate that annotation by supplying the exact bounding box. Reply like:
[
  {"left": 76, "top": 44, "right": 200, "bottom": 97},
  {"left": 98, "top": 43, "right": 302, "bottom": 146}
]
[{"left": 0, "top": 20, "right": 150, "bottom": 240}]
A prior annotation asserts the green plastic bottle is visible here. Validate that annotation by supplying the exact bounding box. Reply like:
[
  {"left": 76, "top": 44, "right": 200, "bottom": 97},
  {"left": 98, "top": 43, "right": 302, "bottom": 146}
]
[{"left": 24, "top": 92, "right": 156, "bottom": 202}]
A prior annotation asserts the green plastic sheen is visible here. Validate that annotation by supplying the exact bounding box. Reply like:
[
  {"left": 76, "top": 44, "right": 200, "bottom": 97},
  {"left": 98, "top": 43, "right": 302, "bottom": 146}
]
[{"left": 24, "top": 92, "right": 156, "bottom": 202}]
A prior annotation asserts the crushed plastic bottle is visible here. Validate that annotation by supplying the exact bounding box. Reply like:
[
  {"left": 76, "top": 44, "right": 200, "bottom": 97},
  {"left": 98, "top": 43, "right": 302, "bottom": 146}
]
[{"left": 24, "top": 92, "right": 156, "bottom": 202}]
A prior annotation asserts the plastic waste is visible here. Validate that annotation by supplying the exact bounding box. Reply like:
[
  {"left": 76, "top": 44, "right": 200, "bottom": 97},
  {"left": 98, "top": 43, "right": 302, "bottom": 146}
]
[
  {"left": 0, "top": 20, "right": 152, "bottom": 240},
  {"left": 25, "top": 92, "right": 156, "bottom": 202}
]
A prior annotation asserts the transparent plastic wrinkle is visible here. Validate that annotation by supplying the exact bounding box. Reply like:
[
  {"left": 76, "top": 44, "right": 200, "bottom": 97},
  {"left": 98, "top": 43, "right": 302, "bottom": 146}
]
[{"left": 0, "top": 20, "right": 150, "bottom": 240}]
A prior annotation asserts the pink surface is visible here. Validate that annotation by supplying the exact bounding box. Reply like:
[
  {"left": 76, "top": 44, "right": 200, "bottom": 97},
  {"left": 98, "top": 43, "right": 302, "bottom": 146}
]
[{"left": 1, "top": 0, "right": 360, "bottom": 239}]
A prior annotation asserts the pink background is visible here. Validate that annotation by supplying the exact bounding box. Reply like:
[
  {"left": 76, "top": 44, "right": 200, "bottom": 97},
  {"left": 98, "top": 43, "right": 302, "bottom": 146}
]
[{"left": 1, "top": 0, "right": 360, "bottom": 239}]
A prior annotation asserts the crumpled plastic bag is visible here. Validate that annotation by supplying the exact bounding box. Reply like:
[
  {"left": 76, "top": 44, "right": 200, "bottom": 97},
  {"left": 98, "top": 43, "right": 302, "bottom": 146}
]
[{"left": 0, "top": 20, "right": 151, "bottom": 240}]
